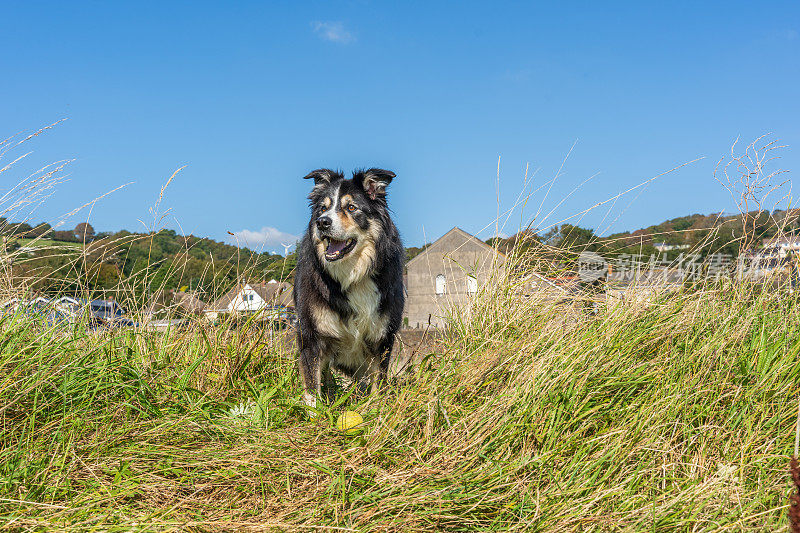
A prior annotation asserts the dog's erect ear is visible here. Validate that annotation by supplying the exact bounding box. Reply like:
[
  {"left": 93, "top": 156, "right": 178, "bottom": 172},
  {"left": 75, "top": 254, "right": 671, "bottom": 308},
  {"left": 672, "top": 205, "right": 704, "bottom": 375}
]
[
  {"left": 355, "top": 168, "right": 396, "bottom": 201},
  {"left": 303, "top": 168, "right": 340, "bottom": 186}
]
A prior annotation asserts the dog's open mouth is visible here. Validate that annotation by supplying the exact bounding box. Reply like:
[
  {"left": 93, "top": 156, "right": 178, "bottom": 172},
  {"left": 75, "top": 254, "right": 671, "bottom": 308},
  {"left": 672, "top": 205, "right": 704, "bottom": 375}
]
[{"left": 324, "top": 238, "right": 356, "bottom": 261}]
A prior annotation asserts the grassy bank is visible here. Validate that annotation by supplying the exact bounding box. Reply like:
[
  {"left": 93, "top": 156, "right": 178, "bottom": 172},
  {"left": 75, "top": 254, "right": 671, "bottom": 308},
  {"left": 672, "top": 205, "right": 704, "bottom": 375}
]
[{"left": 1, "top": 274, "right": 798, "bottom": 531}]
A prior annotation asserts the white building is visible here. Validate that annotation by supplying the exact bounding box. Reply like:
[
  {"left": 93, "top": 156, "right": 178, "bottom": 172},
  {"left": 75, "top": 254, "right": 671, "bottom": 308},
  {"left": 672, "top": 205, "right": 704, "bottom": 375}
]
[
  {"left": 762, "top": 235, "right": 800, "bottom": 258},
  {"left": 204, "top": 281, "right": 293, "bottom": 321},
  {"left": 653, "top": 243, "right": 690, "bottom": 253}
]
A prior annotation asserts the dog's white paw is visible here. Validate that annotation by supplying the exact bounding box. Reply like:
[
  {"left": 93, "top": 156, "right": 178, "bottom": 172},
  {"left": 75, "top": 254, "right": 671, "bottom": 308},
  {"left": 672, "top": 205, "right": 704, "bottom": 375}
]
[
  {"left": 302, "top": 392, "right": 317, "bottom": 409},
  {"left": 302, "top": 392, "right": 320, "bottom": 419}
]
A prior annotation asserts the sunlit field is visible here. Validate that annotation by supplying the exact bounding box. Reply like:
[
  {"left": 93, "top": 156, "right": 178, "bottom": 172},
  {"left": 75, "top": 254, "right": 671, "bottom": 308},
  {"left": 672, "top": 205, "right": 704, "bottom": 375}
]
[{"left": 1, "top": 247, "right": 799, "bottom": 531}]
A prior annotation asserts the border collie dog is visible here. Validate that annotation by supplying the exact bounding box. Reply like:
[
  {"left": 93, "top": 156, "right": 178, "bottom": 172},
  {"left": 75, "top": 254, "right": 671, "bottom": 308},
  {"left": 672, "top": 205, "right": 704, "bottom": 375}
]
[{"left": 294, "top": 168, "right": 404, "bottom": 408}]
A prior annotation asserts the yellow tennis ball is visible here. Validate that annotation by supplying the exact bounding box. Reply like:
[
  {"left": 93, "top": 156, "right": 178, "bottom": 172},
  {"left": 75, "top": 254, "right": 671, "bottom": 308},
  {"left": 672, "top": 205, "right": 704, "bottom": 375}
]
[{"left": 335, "top": 411, "right": 364, "bottom": 435}]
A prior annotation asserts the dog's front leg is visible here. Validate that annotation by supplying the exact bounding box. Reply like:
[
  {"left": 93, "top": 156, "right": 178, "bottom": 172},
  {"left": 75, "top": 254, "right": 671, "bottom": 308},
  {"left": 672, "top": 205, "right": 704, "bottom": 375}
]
[
  {"left": 368, "top": 337, "right": 394, "bottom": 393},
  {"left": 321, "top": 360, "right": 339, "bottom": 402},
  {"left": 298, "top": 340, "right": 324, "bottom": 409},
  {"left": 367, "top": 358, "right": 385, "bottom": 394}
]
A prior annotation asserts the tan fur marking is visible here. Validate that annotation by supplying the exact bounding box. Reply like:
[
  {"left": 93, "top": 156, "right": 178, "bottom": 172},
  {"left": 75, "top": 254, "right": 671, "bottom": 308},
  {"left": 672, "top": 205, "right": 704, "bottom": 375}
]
[
  {"left": 337, "top": 211, "right": 355, "bottom": 231},
  {"left": 322, "top": 197, "right": 331, "bottom": 209},
  {"left": 310, "top": 303, "right": 345, "bottom": 338},
  {"left": 314, "top": 238, "right": 327, "bottom": 263},
  {"left": 337, "top": 195, "right": 356, "bottom": 231}
]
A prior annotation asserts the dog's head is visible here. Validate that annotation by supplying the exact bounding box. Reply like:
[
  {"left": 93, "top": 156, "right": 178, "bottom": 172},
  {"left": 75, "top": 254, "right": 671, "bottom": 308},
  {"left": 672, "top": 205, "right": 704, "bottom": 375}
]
[{"left": 304, "top": 168, "right": 395, "bottom": 264}]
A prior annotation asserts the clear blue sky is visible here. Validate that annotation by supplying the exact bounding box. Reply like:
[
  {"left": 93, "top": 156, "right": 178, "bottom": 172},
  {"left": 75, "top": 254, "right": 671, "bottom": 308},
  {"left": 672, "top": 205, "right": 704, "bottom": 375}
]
[{"left": 1, "top": 1, "right": 798, "bottom": 252}]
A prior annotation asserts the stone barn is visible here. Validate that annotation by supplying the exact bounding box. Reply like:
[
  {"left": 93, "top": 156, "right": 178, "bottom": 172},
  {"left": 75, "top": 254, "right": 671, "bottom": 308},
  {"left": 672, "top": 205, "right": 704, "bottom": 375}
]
[{"left": 403, "top": 227, "right": 505, "bottom": 328}]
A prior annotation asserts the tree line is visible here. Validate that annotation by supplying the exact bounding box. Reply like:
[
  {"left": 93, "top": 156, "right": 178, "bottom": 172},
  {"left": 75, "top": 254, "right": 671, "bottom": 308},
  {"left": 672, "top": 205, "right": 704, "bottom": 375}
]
[
  {"left": 2, "top": 221, "right": 289, "bottom": 308},
  {"left": 2, "top": 219, "right": 97, "bottom": 243},
  {"left": 487, "top": 209, "right": 800, "bottom": 274},
  {"left": 5, "top": 208, "right": 797, "bottom": 307}
]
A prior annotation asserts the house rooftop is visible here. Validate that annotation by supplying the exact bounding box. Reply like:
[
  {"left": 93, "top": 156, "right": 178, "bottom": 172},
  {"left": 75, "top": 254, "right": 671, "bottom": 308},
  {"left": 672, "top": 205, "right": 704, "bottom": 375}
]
[{"left": 211, "top": 281, "right": 293, "bottom": 310}]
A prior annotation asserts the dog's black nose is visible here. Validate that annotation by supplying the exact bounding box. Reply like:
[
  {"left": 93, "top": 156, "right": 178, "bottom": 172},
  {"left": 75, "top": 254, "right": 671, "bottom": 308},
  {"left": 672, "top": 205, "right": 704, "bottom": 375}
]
[{"left": 316, "top": 216, "right": 332, "bottom": 231}]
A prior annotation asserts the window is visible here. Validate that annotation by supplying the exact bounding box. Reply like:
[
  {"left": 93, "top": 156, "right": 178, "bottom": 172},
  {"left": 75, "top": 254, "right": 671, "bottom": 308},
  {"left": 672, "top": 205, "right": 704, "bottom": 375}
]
[
  {"left": 435, "top": 274, "right": 446, "bottom": 295},
  {"left": 466, "top": 275, "right": 478, "bottom": 295}
]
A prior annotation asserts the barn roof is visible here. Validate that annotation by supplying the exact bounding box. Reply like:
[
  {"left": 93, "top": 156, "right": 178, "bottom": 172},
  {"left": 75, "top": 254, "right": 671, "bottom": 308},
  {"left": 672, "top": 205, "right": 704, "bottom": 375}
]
[{"left": 405, "top": 226, "right": 505, "bottom": 270}]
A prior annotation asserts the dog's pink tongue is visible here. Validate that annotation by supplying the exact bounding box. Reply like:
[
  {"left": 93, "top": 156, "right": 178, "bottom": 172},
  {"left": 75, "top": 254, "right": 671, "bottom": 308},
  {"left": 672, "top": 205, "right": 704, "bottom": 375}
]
[{"left": 326, "top": 239, "right": 348, "bottom": 254}]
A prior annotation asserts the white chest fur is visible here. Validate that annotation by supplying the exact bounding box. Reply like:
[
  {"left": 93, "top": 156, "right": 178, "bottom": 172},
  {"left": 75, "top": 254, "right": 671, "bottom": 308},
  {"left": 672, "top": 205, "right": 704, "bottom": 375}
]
[
  {"left": 345, "top": 278, "right": 386, "bottom": 342},
  {"left": 311, "top": 278, "right": 389, "bottom": 368}
]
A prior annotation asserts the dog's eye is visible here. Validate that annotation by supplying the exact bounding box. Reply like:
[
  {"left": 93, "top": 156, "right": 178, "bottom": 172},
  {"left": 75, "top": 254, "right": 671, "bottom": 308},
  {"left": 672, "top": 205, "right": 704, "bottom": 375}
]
[{"left": 347, "top": 204, "right": 357, "bottom": 213}]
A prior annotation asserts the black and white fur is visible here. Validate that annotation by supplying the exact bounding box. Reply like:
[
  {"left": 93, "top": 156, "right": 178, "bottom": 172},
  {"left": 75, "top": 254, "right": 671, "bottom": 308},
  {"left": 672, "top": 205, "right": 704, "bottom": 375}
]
[{"left": 294, "top": 168, "right": 404, "bottom": 408}]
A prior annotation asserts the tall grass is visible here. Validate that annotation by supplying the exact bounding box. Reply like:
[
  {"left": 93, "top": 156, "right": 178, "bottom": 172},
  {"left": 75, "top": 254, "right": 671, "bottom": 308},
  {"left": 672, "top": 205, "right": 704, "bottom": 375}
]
[{"left": 1, "top": 252, "right": 798, "bottom": 530}]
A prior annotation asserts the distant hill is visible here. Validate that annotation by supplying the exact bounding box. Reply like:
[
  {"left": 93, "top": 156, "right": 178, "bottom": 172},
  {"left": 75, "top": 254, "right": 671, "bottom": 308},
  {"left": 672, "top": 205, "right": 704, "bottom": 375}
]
[
  {"left": 602, "top": 209, "right": 799, "bottom": 251},
  {"left": 487, "top": 209, "right": 800, "bottom": 263},
  {"left": 5, "top": 208, "right": 799, "bottom": 303},
  {"left": 1, "top": 220, "right": 288, "bottom": 304}
]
